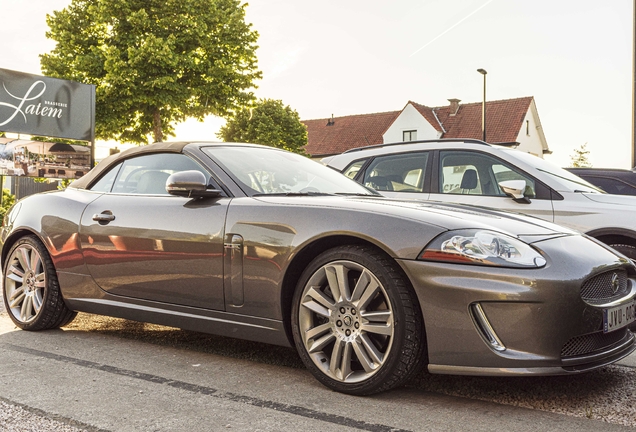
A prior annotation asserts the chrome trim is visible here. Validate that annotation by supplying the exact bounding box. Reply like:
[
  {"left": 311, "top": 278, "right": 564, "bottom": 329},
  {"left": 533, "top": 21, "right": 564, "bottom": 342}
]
[{"left": 470, "top": 303, "right": 506, "bottom": 352}]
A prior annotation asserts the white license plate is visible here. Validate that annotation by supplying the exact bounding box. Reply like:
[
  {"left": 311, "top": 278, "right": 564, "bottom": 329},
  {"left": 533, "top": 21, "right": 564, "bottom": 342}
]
[{"left": 603, "top": 300, "right": 636, "bottom": 333}]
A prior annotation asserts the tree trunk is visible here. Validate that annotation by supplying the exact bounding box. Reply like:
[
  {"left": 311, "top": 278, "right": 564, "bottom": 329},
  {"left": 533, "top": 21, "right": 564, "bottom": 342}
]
[{"left": 153, "top": 109, "right": 163, "bottom": 143}]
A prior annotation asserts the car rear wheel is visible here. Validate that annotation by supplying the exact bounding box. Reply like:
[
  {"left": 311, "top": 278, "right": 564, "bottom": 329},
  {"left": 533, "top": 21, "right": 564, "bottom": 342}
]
[
  {"left": 291, "top": 245, "right": 425, "bottom": 395},
  {"left": 3, "top": 235, "right": 76, "bottom": 330}
]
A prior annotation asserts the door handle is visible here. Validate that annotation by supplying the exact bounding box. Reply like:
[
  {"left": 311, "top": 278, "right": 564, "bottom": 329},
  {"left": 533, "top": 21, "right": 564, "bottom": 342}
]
[{"left": 93, "top": 211, "right": 115, "bottom": 223}]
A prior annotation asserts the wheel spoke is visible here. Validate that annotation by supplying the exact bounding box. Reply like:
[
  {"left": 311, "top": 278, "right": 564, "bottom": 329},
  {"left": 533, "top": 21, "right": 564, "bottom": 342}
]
[
  {"left": 9, "top": 290, "right": 25, "bottom": 308},
  {"left": 8, "top": 265, "right": 25, "bottom": 279},
  {"left": 360, "top": 310, "right": 392, "bottom": 323},
  {"left": 355, "top": 278, "right": 380, "bottom": 311},
  {"left": 30, "top": 251, "right": 41, "bottom": 274},
  {"left": 329, "top": 340, "right": 353, "bottom": 380},
  {"left": 34, "top": 271, "right": 46, "bottom": 289},
  {"left": 17, "top": 247, "right": 31, "bottom": 272},
  {"left": 352, "top": 337, "right": 376, "bottom": 373},
  {"left": 308, "top": 332, "right": 336, "bottom": 353},
  {"left": 302, "top": 287, "right": 333, "bottom": 318},
  {"left": 32, "top": 294, "right": 43, "bottom": 313},
  {"left": 325, "top": 264, "right": 350, "bottom": 302},
  {"left": 20, "top": 296, "right": 33, "bottom": 321},
  {"left": 359, "top": 333, "right": 383, "bottom": 365},
  {"left": 361, "top": 322, "right": 393, "bottom": 336},
  {"left": 350, "top": 270, "right": 371, "bottom": 302},
  {"left": 305, "top": 322, "right": 331, "bottom": 340}
]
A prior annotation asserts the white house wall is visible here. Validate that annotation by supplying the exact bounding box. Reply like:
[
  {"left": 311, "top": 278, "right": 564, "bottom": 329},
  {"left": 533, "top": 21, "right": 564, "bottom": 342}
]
[
  {"left": 515, "top": 101, "right": 547, "bottom": 158},
  {"left": 382, "top": 104, "right": 441, "bottom": 144}
]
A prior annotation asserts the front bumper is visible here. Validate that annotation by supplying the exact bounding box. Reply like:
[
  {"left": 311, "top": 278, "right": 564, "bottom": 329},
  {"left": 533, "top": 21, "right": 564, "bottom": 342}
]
[{"left": 399, "top": 234, "right": 636, "bottom": 376}]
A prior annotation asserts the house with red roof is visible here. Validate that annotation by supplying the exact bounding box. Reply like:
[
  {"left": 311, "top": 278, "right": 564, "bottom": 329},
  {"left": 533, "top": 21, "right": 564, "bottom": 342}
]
[{"left": 302, "top": 96, "right": 549, "bottom": 158}]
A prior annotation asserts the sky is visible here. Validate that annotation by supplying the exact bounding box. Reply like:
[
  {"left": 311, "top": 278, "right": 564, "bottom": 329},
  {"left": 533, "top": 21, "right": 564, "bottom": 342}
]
[{"left": 0, "top": 0, "right": 633, "bottom": 167}]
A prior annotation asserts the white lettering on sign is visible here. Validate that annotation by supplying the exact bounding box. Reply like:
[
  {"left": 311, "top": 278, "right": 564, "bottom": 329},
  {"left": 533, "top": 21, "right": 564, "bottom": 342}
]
[{"left": 0, "top": 80, "right": 65, "bottom": 127}]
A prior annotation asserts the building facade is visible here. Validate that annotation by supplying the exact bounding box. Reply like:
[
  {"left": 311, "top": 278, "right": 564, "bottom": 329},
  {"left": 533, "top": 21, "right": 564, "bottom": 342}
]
[{"left": 303, "top": 97, "right": 549, "bottom": 158}]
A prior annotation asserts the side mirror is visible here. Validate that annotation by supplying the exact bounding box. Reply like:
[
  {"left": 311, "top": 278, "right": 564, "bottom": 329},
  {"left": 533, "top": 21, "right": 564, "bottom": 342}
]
[
  {"left": 498, "top": 180, "right": 531, "bottom": 204},
  {"left": 166, "top": 170, "right": 222, "bottom": 198}
]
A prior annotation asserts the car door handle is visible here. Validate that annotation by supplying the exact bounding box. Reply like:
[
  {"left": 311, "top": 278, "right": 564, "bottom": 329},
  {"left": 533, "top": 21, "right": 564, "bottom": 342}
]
[{"left": 93, "top": 211, "right": 115, "bottom": 222}]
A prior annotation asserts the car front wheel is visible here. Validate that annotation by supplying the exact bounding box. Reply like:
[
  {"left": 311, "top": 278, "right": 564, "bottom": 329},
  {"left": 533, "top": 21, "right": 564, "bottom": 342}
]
[
  {"left": 3, "top": 235, "right": 76, "bottom": 330},
  {"left": 291, "top": 245, "right": 425, "bottom": 395}
]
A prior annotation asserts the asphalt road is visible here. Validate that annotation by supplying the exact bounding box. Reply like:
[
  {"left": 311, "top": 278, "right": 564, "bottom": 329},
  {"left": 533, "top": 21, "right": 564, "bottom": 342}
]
[{"left": 1, "top": 311, "right": 636, "bottom": 431}]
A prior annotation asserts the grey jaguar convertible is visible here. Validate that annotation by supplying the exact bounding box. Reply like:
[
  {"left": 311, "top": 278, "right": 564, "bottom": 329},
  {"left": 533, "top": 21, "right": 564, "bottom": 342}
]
[{"left": 2, "top": 141, "right": 635, "bottom": 395}]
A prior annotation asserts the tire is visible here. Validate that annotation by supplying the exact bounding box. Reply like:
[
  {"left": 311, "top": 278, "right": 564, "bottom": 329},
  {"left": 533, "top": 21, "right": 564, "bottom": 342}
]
[
  {"left": 291, "top": 245, "right": 425, "bottom": 395},
  {"left": 608, "top": 244, "right": 636, "bottom": 263},
  {"left": 2, "top": 235, "right": 76, "bottom": 330}
]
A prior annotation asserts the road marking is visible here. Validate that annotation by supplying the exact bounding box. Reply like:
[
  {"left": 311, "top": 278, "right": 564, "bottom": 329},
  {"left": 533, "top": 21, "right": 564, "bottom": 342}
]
[{"left": 3, "top": 343, "right": 411, "bottom": 432}]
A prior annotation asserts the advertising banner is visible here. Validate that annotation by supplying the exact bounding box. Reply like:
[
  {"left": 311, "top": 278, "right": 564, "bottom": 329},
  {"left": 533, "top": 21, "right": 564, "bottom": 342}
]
[
  {"left": 0, "top": 68, "right": 95, "bottom": 141},
  {"left": 0, "top": 68, "right": 95, "bottom": 179}
]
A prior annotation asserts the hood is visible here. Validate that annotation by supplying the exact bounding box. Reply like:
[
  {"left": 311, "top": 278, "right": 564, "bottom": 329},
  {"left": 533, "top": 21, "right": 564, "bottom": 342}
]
[
  {"left": 582, "top": 192, "right": 636, "bottom": 207},
  {"left": 255, "top": 195, "right": 574, "bottom": 241}
]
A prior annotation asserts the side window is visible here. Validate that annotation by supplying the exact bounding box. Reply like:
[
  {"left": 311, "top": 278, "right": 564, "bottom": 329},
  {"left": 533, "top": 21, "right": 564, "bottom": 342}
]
[
  {"left": 440, "top": 151, "right": 536, "bottom": 198},
  {"left": 581, "top": 176, "right": 636, "bottom": 196},
  {"left": 362, "top": 152, "right": 428, "bottom": 192},
  {"left": 109, "top": 153, "right": 210, "bottom": 195},
  {"left": 342, "top": 159, "right": 367, "bottom": 179},
  {"left": 89, "top": 163, "right": 122, "bottom": 192}
]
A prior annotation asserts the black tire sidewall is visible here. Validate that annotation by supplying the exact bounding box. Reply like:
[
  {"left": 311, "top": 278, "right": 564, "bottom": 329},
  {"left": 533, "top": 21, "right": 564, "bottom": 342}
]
[
  {"left": 291, "top": 245, "right": 421, "bottom": 395},
  {"left": 2, "top": 235, "right": 61, "bottom": 330}
]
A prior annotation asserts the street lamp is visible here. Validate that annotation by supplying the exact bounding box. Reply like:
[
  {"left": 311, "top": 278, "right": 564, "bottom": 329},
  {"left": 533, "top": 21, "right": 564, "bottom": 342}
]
[{"left": 477, "top": 68, "right": 487, "bottom": 142}]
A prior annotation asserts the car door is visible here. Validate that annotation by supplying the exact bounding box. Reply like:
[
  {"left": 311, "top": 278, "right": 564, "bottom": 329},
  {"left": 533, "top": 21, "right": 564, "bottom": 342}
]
[
  {"left": 427, "top": 150, "right": 555, "bottom": 222},
  {"left": 359, "top": 151, "right": 431, "bottom": 200},
  {"left": 79, "top": 152, "right": 228, "bottom": 310}
]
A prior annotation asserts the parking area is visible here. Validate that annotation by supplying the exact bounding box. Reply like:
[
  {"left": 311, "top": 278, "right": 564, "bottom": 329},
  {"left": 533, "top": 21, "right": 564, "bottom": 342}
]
[{"left": 1, "top": 311, "right": 635, "bottom": 431}]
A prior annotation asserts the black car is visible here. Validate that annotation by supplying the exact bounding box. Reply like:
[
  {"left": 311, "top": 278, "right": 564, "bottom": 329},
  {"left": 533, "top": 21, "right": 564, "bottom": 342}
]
[{"left": 566, "top": 167, "right": 636, "bottom": 196}]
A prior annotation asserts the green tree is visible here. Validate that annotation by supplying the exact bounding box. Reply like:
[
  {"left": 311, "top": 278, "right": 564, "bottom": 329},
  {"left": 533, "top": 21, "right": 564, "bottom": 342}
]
[
  {"left": 0, "top": 188, "right": 15, "bottom": 219},
  {"left": 570, "top": 143, "right": 593, "bottom": 167},
  {"left": 41, "top": 0, "right": 261, "bottom": 145},
  {"left": 218, "top": 98, "right": 308, "bottom": 155}
]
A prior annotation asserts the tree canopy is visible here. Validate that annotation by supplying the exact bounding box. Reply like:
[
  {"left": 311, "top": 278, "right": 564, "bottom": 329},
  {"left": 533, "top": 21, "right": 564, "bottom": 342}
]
[
  {"left": 41, "top": 0, "right": 261, "bottom": 144},
  {"left": 218, "top": 98, "right": 308, "bottom": 155},
  {"left": 570, "top": 143, "right": 593, "bottom": 168}
]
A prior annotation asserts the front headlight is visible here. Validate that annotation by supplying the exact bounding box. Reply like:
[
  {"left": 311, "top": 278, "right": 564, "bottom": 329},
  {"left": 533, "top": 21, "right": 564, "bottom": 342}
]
[{"left": 419, "top": 229, "right": 547, "bottom": 268}]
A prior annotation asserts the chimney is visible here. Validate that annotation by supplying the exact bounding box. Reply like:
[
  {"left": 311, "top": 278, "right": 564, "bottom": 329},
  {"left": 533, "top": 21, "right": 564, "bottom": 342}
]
[
  {"left": 448, "top": 99, "right": 461, "bottom": 116},
  {"left": 326, "top": 114, "right": 335, "bottom": 126}
]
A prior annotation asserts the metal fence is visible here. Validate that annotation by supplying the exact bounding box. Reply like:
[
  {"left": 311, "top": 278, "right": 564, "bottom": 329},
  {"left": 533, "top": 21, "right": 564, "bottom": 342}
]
[{"left": 7, "top": 176, "right": 59, "bottom": 200}]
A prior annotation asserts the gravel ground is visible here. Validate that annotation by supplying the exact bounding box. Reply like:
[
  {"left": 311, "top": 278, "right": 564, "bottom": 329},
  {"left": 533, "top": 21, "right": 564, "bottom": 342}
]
[
  {"left": 0, "top": 399, "right": 89, "bottom": 432},
  {"left": 1, "top": 310, "right": 636, "bottom": 429}
]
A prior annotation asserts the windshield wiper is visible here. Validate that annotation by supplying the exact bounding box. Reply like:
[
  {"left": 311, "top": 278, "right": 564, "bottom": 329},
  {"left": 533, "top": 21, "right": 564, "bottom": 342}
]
[{"left": 334, "top": 192, "right": 378, "bottom": 197}]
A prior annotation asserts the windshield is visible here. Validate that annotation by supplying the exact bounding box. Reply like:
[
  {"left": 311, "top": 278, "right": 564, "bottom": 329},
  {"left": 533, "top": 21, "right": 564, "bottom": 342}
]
[
  {"left": 202, "top": 146, "right": 377, "bottom": 196},
  {"left": 504, "top": 149, "right": 605, "bottom": 193}
]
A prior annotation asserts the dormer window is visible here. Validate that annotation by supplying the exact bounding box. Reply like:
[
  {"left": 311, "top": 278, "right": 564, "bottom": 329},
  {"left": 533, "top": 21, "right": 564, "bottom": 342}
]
[{"left": 403, "top": 130, "right": 417, "bottom": 142}]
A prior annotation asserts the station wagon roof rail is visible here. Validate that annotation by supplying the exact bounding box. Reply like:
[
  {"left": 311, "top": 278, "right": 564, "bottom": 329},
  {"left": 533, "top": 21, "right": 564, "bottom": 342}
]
[{"left": 342, "top": 138, "right": 491, "bottom": 154}]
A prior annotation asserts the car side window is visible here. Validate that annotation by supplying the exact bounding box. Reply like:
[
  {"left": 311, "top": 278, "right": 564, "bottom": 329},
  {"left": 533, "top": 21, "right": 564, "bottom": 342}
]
[
  {"left": 89, "top": 162, "right": 122, "bottom": 192},
  {"left": 440, "top": 151, "right": 536, "bottom": 198},
  {"left": 362, "top": 152, "right": 429, "bottom": 192},
  {"left": 342, "top": 159, "right": 367, "bottom": 179},
  {"left": 581, "top": 176, "right": 636, "bottom": 196},
  {"left": 108, "top": 153, "right": 210, "bottom": 195}
]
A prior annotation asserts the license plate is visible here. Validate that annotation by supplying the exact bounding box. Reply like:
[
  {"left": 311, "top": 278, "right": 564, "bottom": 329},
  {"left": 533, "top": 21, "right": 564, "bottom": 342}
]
[{"left": 603, "top": 300, "right": 636, "bottom": 333}]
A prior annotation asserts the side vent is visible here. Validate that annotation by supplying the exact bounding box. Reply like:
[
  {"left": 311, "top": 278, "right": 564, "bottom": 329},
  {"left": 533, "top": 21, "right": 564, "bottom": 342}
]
[{"left": 470, "top": 303, "right": 506, "bottom": 352}]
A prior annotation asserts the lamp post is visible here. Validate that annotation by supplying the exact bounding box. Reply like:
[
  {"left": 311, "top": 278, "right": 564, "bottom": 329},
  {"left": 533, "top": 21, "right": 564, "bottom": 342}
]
[{"left": 477, "top": 68, "right": 487, "bottom": 142}]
